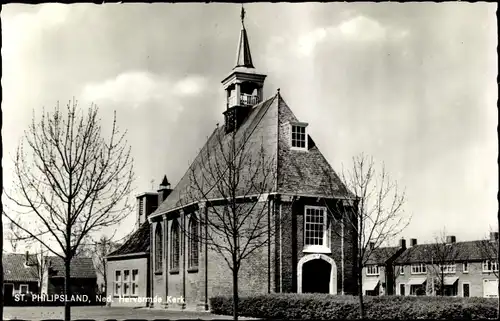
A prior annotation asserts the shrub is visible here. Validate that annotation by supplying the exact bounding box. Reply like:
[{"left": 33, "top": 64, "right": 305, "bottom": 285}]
[{"left": 209, "top": 294, "right": 498, "bottom": 320}]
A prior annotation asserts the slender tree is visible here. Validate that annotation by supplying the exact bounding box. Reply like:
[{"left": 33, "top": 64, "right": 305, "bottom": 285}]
[
  {"left": 184, "top": 124, "right": 276, "bottom": 321},
  {"left": 85, "top": 235, "right": 121, "bottom": 295},
  {"left": 424, "top": 229, "right": 461, "bottom": 296},
  {"left": 325, "top": 154, "right": 410, "bottom": 318},
  {"left": 3, "top": 99, "right": 134, "bottom": 321}
]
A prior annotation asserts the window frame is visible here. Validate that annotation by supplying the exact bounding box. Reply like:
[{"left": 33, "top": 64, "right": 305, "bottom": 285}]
[
  {"left": 303, "top": 205, "right": 331, "bottom": 254},
  {"left": 123, "top": 270, "right": 130, "bottom": 297},
  {"left": 399, "top": 266, "right": 405, "bottom": 275},
  {"left": 131, "top": 269, "right": 139, "bottom": 297},
  {"left": 170, "top": 219, "right": 180, "bottom": 273},
  {"left": 19, "top": 284, "right": 29, "bottom": 294},
  {"left": 411, "top": 263, "right": 427, "bottom": 275},
  {"left": 438, "top": 263, "right": 457, "bottom": 274},
  {"left": 289, "top": 122, "right": 308, "bottom": 151},
  {"left": 154, "top": 223, "right": 163, "bottom": 274},
  {"left": 114, "top": 270, "right": 122, "bottom": 298},
  {"left": 366, "top": 265, "right": 380, "bottom": 276},
  {"left": 188, "top": 215, "right": 199, "bottom": 271},
  {"left": 483, "top": 260, "right": 499, "bottom": 273},
  {"left": 463, "top": 262, "right": 469, "bottom": 273}
]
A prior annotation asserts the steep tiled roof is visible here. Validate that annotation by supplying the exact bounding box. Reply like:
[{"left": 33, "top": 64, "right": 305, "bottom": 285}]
[
  {"left": 48, "top": 256, "right": 96, "bottom": 279},
  {"left": 3, "top": 253, "right": 39, "bottom": 282},
  {"left": 395, "top": 240, "right": 495, "bottom": 264},
  {"left": 366, "top": 246, "right": 402, "bottom": 265},
  {"left": 150, "top": 93, "right": 351, "bottom": 217},
  {"left": 107, "top": 221, "right": 150, "bottom": 257}
]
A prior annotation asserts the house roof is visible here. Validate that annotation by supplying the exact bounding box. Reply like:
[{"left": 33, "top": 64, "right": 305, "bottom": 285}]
[
  {"left": 395, "top": 240, "right": 496, "bottom": 264},
  {"left": 3, "top": 253, "right": 39, "bottom": 282},
  {"left": 149, "top": 92, "right": 352, "bottom": 218},
  {"left": 366, "top": 246, "right": 402, "bottom": 265},
  {"left": 47, "top": 256, "right": 97, "bottom": 279},
  {"left": 107, "top": 221, "right": 150, "bottom": 257}
]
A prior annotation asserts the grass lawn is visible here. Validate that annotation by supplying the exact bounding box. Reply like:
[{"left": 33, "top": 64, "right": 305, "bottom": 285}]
[{"left": 3, "top": 306, "right": 257, "bottom": 320}]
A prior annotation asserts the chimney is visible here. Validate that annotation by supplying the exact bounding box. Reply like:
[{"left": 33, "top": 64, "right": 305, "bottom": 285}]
[
  {"left": 410, "top": 238, "right": 417, "bottom": 247},
  {"left": 369, "top": 242, "right": 375, "bottom": 250},
  {"left": 490, "top": 232, "right": 499, "bottom": 242},
  {"left": 446, "top": 235, "right": 456, "bottom": 244},
  {"left": 399, "top": 239, "right": 407, "bottom": 249}
]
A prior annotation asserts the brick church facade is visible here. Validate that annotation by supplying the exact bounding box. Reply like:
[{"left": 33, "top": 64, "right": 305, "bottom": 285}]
[{"left": 107, "top": 10, "right": 358, "bottom": 309}]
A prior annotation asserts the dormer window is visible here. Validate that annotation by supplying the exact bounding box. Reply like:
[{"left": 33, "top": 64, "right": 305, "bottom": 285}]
[{"left": 290, "top": 122, "right": 308, "bottom": 150}]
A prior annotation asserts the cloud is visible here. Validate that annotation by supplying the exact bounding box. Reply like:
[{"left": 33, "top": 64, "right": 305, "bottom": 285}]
[
  {"left": 294, "top": 15, "right": 408, "bottom": 57},
  {"left": 81, "top": 71, "right": 208, "bottom": 118}
]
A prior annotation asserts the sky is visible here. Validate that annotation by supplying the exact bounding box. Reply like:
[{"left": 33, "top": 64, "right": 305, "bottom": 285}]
[{"left": 1, "top": 3, "right": 498, "bottom": 252}]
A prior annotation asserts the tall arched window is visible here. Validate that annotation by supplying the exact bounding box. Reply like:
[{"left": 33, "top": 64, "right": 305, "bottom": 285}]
[
  {"left": 170, "top": 220, "right": 180, "bottom": 270},
  {"left": 188, "top": 215, "right": 199, "bottom": 268},
  {"left": 154, "top": 223, "right": 163, "bottom": 273}
]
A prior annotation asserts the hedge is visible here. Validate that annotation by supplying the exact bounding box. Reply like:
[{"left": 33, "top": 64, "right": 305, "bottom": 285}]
[{"left": 210, "top": 294, "right": 498, "bottom": 320}]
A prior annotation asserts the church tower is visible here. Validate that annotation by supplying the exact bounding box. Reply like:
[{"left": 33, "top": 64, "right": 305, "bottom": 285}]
[{"left": 221, "top": 6, "right": 267, "bottom": 133}]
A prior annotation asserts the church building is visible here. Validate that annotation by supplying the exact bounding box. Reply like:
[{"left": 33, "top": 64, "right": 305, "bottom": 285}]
[{"left": 107, "top": 8, "right": 358, "bottom": 310}]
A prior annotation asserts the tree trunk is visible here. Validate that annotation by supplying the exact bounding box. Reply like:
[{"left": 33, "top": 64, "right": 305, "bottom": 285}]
[
  {"left": 232, "top": 267, "right": 239, "bottom": 321},
  {"left": 357, "top": 270, "right": 364, "bottom": 319},
  {"left": 64, "top": 258, "right": 72, "bottom": 321}
]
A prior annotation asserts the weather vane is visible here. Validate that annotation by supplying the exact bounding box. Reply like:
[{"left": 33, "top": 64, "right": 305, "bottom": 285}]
[{"left": 240, "top": 4, "right": 245, "bottom": 27}]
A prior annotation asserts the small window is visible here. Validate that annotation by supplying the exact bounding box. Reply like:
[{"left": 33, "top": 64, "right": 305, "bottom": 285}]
[
  {"left": 123, "top": 270, "right": 130, "bottom": 296},
  {"left": 366, "top": 265, "right": 380, "bottom": 276},
  {"left": 290, "top": 123, "right": 307, "bottom": 150},
  {"left": 411, "top": 263, "right": 427, "bottom": 274},
  {"left": 483, "top": 260, "right": 499, "bottom": 273},
  {"left": 155, "top": 223, "right": 163, "bottom": 273},
  {"left": 399, "top": 266, "right": 405, "bottom": 275},
  {"left": 439, "top": 263, "right": 456, "bottom": 274},
  {"left": 463, "top": 262, "right": 468, "bottom": 273},
  {"left": 114, "top": 271, "right": 121, "bottom": 297},
  {"left": 20, "top": 285, "right": 28, "bottom": 294},
  {"left": 132, "top": 270, "right": 139, "bottom": 296}
]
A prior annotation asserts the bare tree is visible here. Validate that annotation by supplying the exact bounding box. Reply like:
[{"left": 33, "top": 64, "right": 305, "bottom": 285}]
[
  {"left": 184, "top": 124, "right": 276, "bottom": 321},
  {"left": 3, "top": 99, "right": 134, "bottom": 321},
  {"left": 326, "top": 154, "right": 410, "bottom": 319},
  {"left": 7, "top": 220, "right": 21, "bottom": 253},
  {"left": 423, "top": 229, "right": 461, "bottom": 296},
  {"left": 85, "top": 235, "right": 121, "bottom": 295}
]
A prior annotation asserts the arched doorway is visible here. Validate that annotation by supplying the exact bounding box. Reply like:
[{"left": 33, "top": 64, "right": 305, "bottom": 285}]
[
  {"left": 297, "top": 254, "right": 337, "bottom": 294},
  {"left": 302, "top": 259, "right": 331, "bottom": 293}
]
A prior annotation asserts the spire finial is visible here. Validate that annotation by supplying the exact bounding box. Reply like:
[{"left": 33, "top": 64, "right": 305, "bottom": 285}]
[{"left": 240, "top": 4, "right": 245, "bottom": 28}]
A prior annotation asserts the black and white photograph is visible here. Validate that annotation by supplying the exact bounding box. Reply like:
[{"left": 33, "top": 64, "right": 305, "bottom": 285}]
[{"left": 0, "top": 2, "right": 497, "bottom": 321}]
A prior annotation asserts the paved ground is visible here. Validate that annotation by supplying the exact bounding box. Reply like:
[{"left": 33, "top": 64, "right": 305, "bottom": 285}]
[{"left": 3, "top": 306, "right": 255, "bottom": 320}]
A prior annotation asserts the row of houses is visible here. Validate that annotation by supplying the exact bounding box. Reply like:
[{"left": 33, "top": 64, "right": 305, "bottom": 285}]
[
  {"left": 363, "top": 234, "right": 499, "bottom": 298},
  {"left": 2, "top": 252, "right": 98, "bottom": 305}
]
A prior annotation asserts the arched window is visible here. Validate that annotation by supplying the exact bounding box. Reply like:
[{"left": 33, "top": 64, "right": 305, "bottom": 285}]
[
  {"left": 154, "top": 223, "right": 163, "bottom": 273},
  {"left": 188, "top": 215, "right": 199, "bottom": 268},
  {"left": 170, "top": 220, "right": 180, "bottom": 270}
]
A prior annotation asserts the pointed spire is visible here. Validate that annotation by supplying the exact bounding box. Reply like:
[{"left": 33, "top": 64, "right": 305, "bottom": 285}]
[
  {"left": 234, "top": 5, "right": 254, "bottom": 69},
  {"left": 160, "top": 175, "right": 170, "bottom": 188}
]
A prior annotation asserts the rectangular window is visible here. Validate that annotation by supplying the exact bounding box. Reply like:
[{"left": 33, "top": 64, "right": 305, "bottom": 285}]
[
  {"left": 410, "top": 284, "right": 426, "bottom": 296},
  {"left": 366, "top": 265, "right": 380, "bottom": 276},
  {"left": 131, "top": 269, "right": 139, "bottom": 296},
  {"left": 439, "top": 263, "right": 456, "bottom": 274},
  {"left": 19, "top": 284, "right": 28, "bottom": 294},
  {"left": 291, "top": 124, "right": 307, "bottom": 149},
  {"left": 483, "top": 260, "right": 499, "bottom": 272},
  {"left": 114, "top": 271, "right": 121, "bottom": 297},
  {"left": 123, "top": 270, "right": 130, "bottom": 296},
  {"left": 399, "top": 284, "right": 406, "bottom": 296},
  {"left": 463, "top": 262, "right": 468, "bottom": 273},
  {"left": 399, "top": 266, "right": 405, "bottom": 275},
  {"left": 304, "top": 206, "right": 329, "bottom": 251},
  {"left": 139, "top": 197, "right": 144, "bottom": 217},
  {"left": 411, "top": 263, "right": 427, "bottom": 274}
]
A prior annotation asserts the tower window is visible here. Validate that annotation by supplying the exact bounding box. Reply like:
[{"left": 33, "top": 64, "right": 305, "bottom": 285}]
[{"left": 290, "top": 122, "right": 308, "bottom": 150}]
